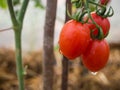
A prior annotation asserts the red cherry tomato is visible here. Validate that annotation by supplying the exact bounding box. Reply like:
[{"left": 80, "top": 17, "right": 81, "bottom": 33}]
[
  {"left": 100, "top": 0, "right": 111, "bottom": 5},
  {"left": 86, "top": 13, "right": 110, "bottom": 37},
  {"left": 81, "top": 39, "right": 110, "bottom": 72},
  {"left": 59, "top": 20, "right": 90, "bottom": 60}
]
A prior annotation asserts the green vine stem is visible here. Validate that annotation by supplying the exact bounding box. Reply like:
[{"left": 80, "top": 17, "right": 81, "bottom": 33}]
[
  {"left": 88, "top": 1, "right": 106, "bottom": 8},
  {"left": 85, "top": 0, "right": 104, "bottom": 39},
  {"left": 7, "top": 0, "right": 29, "bottom": 90},
  {"left": 70, "top": 0, "right": 114, "bottom": 39},
  {"left": 88, "top": 0, "right": 114, "bottom": 18},
  {"left": 18, "top": 0, "right": 30, "bottom": 25},
  {"left": 15, "top": 31, "right": 24, "bottom": 90},
  {"left": 7, "top": 0, "right": 19, "bottom": 28}
]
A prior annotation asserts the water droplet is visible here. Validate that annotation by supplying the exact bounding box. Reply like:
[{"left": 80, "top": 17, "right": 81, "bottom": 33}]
[
  {"left": 91, "top": 72, "right": 98, "bottom": 75},
  {"left": 59, "top": 49, "right": 63, "bottom": 54}
]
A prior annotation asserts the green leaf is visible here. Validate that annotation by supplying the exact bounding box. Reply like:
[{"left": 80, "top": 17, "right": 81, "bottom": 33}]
[
  {"left": 34, "top": 0, "right": 44, "bottom": 9},
  {"left": 0, "top": 0, "right": 7, "bottom": 9}
]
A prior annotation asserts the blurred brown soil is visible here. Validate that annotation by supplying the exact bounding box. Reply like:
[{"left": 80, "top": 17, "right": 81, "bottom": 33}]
[{"left": 0, "top": 46, "right": 120, "bottom": 90}]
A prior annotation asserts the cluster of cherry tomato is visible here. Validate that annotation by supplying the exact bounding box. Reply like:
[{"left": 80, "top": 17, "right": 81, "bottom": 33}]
[{"left": 59, "top": 0, "right": 112, "bottom": 72}]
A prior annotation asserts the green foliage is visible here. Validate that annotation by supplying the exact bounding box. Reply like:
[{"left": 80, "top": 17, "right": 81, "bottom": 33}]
[
  {"left": 89, "top": 0, "right": 98, "bottom": 11},
  {"left": 0, "top": 0, "right": 7, "bottom": 9},
  {"left": 54, "top": 45, "right": 59, "bottom": 51},
  {"left": 34, "top": 0, "right": 44, "bottom": 9},
  {"left": 13, "top": 0, "right": 20, "bottom": 6},
  {"left": 0, "top": 0, "right": 20, "bottom": 9},
  {"left": 0, "top": 0, "right": 44, "bottom": 10}
]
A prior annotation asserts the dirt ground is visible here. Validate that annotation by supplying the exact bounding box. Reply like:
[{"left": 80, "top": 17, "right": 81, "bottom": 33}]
[{"left": 0, "top": 46, "right": 120, "bottom": 90}]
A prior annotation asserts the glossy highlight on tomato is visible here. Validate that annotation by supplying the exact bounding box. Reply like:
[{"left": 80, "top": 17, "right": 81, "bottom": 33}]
[
  {"left": 59, "top": 20, "right": 90, "bottom": 60},
  {"left": 81, "top": 39, "right": 110, "bottom": 72},
  {"left": 86, "top": 13, "right": 110, "bottom": 37}
]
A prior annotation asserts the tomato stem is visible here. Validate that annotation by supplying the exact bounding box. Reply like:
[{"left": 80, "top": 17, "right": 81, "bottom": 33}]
[
  {"left": 85, "top": 0, "right": 104, "bottom": 40},
  {"left": 70, "top": 0, "right": 114, "bottom": 22},
  {"left": 101, "top": 6, "right": 114, "bottom": 18},
  {"left": 14, "top": 30, "right": 24, "bottom": 90},
  {"left": 18, "top": 0, "right": 30, "bottom": 25},
  {"left": 88, "top": 1, "right": 106, "bottom": 9},
  {"left": 7, "top": 0, "right": 30, "bottom": 90},
  {"left": 7, "top": 0, "right": 19, "bottom": 27}
]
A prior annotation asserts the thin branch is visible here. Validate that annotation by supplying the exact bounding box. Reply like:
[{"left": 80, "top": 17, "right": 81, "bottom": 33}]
[
  {"left": 61, "top": 56, "right": 69, "bottom": 90},
  {"left": 0, "top": 27, "right": 13, "bottom": 32},
  {"left": 7, "top": 0, "right": 18, "bottom": 26},
  {"left": 61, "top": 0, "right": 72, "bottom": 90},
  {"left": 18, "top": 0, "right": 30, "bottom": 24}
]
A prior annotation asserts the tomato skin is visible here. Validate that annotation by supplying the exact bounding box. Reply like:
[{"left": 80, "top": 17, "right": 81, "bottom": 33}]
[
  {"left": 59, "top": 20, "right": 90, "bottom": 60},
  {"left": 81, "top": 39, "right": 109, "bottom": 72},
  {"left": 100, "top": 0, "right": 111, "bottom": 5},
  {"left": 86, "top": 13, "right": 110, "bottom": 37}
]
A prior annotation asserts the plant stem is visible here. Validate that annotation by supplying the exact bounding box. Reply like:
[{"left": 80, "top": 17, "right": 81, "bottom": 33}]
[
  {"left": 18, "top": 0, "right": 30, "bottom": 24},
  {"left": 15, "top": 31, "right": 24, "bottom": 90},
  {"left": 7, "top": 0, "right": 24, "bottom": 89},
  {"left": 7, "top": 0, "right": 30, "bottom": 90},
  {"left": 85, "top": 0, "right": 104, "bottom": 39},
  {"left": 61, "top": 0, "right": 71, "bottom": 90},
  {"left": 85, "top": 0, "right": 103, "bottom": 28},
  {"left": 88, "top": 1, "right": 106, "bottom": 8},
  {"left": 61, "top": 56, "right": 69, "bottom": 90},
  {"left": 7, "top": 0, "right": 19, "bottom": 27}
]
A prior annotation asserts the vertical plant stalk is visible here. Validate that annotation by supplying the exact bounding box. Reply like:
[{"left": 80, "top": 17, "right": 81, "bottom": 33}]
[
  {"left": 43, "top": 0, "right": 57, "bottom": 90},
  {"left": 7, "top": 0, "right": 29, "bottom": 90},
  {"left": 61, "top": 56, "right": 69, "bottom": 90},
  {"left": 15, "top": 31, "right": 24, "bottom": 90},
  {"left": 61, "top": 0, "right": 72, "bottom": 90}
]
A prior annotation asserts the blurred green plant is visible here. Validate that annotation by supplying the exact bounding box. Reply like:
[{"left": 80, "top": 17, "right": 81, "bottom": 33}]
[
  {"left": 0, "top": 0, "right": 7, "bottom": 9},
  {"left": 13, "top": 0, "right": 20, "bottom": 5},
  {"left": 34, "top": 0, "right": 44, "bottom": 9},
  {"left": 72, "top": 0, "right": 97, "bottom": 12},
  {"left": 0, "top": 0, "right": 44, "bottom": 9},
  {"left": 7, "top": 0, "right": 30, "bottom": 90},
  {"left": 54, "top": 45, "right": 59, "bottom": 51},
  {"left": 89, "top": 0, "right": 98, "bottom": 11}
]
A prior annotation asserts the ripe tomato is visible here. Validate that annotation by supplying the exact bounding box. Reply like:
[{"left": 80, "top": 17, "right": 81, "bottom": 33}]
[
  {"left": 86, "top": 13, "right": 110, "bottom": 37},
  {"left": 100, "top": 0, "right": 111, "bottom": 5},
  {"left": 81, "top": 39, "right": 109, "bottom": 72},
  {"left": 59, "top": 20, "right": 90, "bottom": 60}
]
